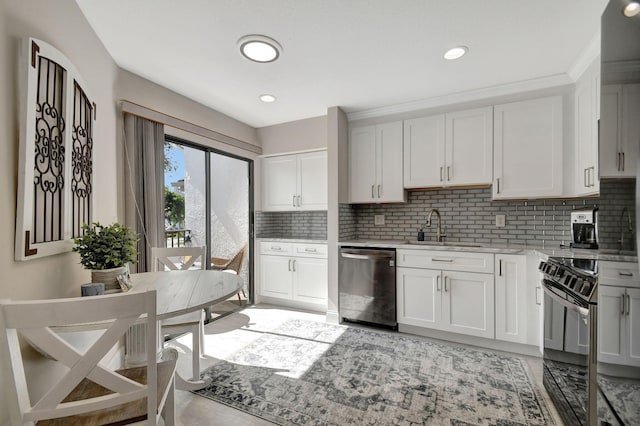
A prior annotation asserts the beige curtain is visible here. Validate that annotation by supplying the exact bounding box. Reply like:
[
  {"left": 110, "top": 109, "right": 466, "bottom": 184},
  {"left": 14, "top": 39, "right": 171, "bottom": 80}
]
[{"left": 123, "top": 114, "right": 165, "bottom": 272}]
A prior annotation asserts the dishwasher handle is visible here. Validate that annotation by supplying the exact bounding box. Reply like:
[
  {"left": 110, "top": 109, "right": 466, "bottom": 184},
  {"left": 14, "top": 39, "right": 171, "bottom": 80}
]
[{"left": 341, "top": 250, "right": 394, "bottom": 260}]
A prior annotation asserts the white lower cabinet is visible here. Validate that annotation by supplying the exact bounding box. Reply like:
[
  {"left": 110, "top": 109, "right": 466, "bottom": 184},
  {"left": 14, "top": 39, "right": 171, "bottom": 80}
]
[
  {"left": 494, "top": 254, "right": 528, "bottom": 344},
  {"left": 259, "top": 242, "right": 327, "bottom": 308},
  {"left": 599, "top": 285, "right": 640, "bottom": 367},
  {"left": 397, "top": 249, "right": 495, "bottom": 339}
]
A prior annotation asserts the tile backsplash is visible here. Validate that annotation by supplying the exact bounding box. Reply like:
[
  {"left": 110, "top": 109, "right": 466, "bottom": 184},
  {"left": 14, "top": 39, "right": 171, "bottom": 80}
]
[
  {"left": 339, "top": 180, "right": 636, "bottom": 250},
  {"left": 256, "top": 210, "right": 327, "bottom": 240}
]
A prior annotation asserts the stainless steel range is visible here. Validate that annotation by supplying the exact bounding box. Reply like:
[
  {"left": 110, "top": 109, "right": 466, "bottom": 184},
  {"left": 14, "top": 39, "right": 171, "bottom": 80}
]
[{"left": 539, "top": 257, "right": 598, "bottom": 425}]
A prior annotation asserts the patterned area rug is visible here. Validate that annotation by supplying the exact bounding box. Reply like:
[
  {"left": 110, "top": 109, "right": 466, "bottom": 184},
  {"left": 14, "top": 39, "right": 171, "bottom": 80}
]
[{"left": 194, "top": 318, "right": 554, "bottom": 425}]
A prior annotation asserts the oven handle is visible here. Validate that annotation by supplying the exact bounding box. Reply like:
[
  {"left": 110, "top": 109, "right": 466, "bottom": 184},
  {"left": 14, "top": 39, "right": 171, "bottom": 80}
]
[{"left": 542, "top": 280, "right": 590, "bottom": 316}]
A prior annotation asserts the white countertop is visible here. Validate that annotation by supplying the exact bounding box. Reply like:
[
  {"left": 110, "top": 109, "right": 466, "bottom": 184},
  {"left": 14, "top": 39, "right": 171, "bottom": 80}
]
[
  {"left": 338, "top": 239, "right": 638, "bottom": 262},
  {"left": 257, "top": 237, "right": 328, "bottom": 244}
]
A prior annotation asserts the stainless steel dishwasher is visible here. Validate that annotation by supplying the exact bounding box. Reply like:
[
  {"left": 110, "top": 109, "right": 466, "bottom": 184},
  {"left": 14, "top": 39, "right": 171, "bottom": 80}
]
[{"left": 339, "top": 247, "right": 397, "bottom": 329}]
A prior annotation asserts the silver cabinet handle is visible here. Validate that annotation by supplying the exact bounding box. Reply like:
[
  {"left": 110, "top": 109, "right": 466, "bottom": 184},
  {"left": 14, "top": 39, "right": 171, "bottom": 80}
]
[
  {"left": 436, "top": 275, "right": 441, "bottom": 291},
  {"left": 292, "top": 195, "right": 296, "bottom": 207},
  {"left": 496, "top": 178, "right": 500, "bottom": 194},
  {"left": 371, "top": 185, "right": 375, "bottom": 199},
  {"left": 622, "top": 294, "right": 626, "bottom": 315},
  {"left": 584, "top": 168, "right": 588, "bottom": 188},
  {"left": 499, "top": 259, "right": 503, "bottom": 276},
  {"left": 590, "top": 166, "right": 595, "bottom": 187},
  {"left": 288, "top": 259, "right": 292, "bottom": 271},
  {"left": 297, "top": 195, "right": 301, "bottom": 207},
  {"left": 304, "top": 248, "right": 317, "bottom": 253},
  {"left": 627, "top": 294, "right": 631, "bottom": 316},
  {"left": 447, "top": 166, "right": 451, "bottom": 181},
  {"left": 292, "top": 259, "right": 296, "bottom": 272},
  {"left": 444, "top": 276, "right": 449, "bottom": 292},
  {"left": 619, "top": 271, "right": 633, "bottom": 277},
  {"left": 270, "top": 246, "right": 282, "bottom": 251},
  {"left": 617, "top": 152, "right": 621, "bottom": 171},
  {"left": 440, "top": 166, "right": 444, "bottom": 182},
  {"left": 432, "top": 258, "right": 454, "bottom": 262},
  {"left": 377, "top": 185, "right": 381, "bottom": 198},
  {"left": 622, "top": 152, "right": 625, "bottom": 171}
]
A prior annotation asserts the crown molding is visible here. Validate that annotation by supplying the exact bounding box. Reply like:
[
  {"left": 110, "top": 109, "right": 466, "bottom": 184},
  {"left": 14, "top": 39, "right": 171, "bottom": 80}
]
[
  {"left": 567, "top": 32, "right": 601, "bottom": 81},
  {"left": 602, "top": 59, "right": 640, "bottom": 74},
  {"left": 346, "top": 73, "right": 574, "bottom": 122}
]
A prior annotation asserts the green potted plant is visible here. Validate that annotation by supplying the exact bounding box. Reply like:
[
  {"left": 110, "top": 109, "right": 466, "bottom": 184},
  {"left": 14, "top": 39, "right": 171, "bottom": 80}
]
[{"left": 73, "top": 222, "right": 138, "bottom": 293}]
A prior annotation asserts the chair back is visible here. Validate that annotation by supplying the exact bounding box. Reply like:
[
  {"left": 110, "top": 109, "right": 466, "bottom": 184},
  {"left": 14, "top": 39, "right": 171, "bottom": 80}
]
[
  {"left": 0, "top": 290, "right": 159, "bottom": 425},
  {"left": 151, "top": 246, "right": 206, "bottom": 272},
  {"left": 226, "top": 244, "right": 247, "bottom": 274}
]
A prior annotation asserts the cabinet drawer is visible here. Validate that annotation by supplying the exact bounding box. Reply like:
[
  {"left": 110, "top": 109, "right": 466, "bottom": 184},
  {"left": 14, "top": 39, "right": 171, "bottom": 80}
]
[
  {"left": 397, "top": 249, "right": 494, "bottom": 274},
  {"left": 599, "top": 261, "right": 640, "bottom": 287},
  {"left": 293, "top": 243, "right": 327, "bottom": 258},
  {"left": 260, "top": 242, "right": 293, "bottom": 256}
]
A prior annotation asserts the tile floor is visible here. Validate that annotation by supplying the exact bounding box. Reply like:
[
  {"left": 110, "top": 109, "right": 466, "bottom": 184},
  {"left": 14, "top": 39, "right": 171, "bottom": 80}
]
[{"left": 167, "top": 304, "right": 563, "bottom": 426}]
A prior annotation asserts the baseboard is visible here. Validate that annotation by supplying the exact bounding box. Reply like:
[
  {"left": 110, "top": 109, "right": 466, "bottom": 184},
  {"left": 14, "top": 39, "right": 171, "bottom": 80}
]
[
  {"left": 258, "top": 296, "right": 327, "bottom": 314},
  {"left": 325, "top": 310, "right": 340, "bottom": 324},
  {"left": 398, "top": 324, "right": 542, "bottom": 358}
]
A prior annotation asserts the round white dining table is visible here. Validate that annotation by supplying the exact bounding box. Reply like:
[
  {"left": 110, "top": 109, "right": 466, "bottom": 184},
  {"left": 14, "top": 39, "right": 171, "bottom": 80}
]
[{"left": 127, "top": 270, "right": 243, "bottom": 390}]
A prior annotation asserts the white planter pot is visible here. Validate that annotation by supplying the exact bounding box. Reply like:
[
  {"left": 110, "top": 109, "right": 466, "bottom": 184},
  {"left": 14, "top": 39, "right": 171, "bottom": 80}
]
[{"left": 91, "top": 265, "right": 128, "bottom": 293}]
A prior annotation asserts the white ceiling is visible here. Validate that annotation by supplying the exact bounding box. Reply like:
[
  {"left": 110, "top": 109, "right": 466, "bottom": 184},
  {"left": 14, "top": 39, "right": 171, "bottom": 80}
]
[{"left": 76, "top": 0, "right": 608, "bottom": 128}]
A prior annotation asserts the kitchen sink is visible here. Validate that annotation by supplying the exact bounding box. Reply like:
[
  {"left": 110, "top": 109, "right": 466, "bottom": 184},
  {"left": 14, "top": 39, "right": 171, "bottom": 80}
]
[{"left": 405, "top": 241, "right": 484, "bottom": 248}]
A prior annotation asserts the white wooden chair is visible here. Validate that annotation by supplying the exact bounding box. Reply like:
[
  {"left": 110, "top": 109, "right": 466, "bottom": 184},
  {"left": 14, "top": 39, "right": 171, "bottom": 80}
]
[
  {"left": 0, "top": 290, "right": 177, "bottom": 426},
  {"left": 151, "top": 246, "right": 206, "bottom": 382}
]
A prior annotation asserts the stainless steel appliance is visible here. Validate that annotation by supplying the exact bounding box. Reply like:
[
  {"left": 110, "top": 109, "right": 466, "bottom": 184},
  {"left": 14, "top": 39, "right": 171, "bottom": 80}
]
[
  {"left": 539, "top": 257, "right": 599, "bottom": 425},
  {"left": 598, "top": 0, "right": 640, "bottom": 425},
  {"left": 339, "top": 247, "right": 397, "bottom": 329},
  {"left": 570, "top": 208, "right": 599, "bottom": 249}
]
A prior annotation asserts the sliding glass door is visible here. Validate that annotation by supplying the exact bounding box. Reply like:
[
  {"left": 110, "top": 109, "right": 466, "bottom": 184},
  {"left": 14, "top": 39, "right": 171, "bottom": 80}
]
[{"left": 164, "top": 136, "right": 253, "bottom": 309}]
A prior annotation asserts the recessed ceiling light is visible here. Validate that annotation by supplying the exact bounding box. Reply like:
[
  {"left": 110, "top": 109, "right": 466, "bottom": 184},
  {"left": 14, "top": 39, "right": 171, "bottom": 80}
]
[
  {"left": 238, "top": 35, "right": 282, "bottom": 63},
  {"left": 623, "top": 1, "right": 640, "bottom": 17},
  {"left": 444, "top": 46, "right": 468, "bottom": 60},
  {"left": 259, "top": 94, "right": 276, "bottom": 103}
]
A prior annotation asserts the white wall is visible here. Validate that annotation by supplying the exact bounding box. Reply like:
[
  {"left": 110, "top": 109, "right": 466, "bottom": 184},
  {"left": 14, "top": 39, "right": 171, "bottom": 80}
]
[
  {"left": 0, "top": 2, "right": 260, "bottom": 423},
  {"left": 257, "top": 115, "right": 328, "bottom": 154}
]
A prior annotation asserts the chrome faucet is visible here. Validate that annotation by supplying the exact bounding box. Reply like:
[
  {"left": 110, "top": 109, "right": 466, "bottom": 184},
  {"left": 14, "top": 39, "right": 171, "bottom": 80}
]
[
  {"left": 426, "top": 209, "right": 447, "bottom": 242},
  {"left": 618, "top": 207, "right": 634, "bottom": 251}
]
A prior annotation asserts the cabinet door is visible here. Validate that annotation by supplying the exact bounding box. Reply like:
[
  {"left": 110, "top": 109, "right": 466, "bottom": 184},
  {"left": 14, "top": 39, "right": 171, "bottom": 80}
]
[
  {"left": 493, "top": 96, "right": 563, "bottom": 199},
  {"left": 377, "top": 121, "right": 406, "bottom": 202},
  {"left": 397, "top": 267, "right": 441, "bottom": 329},
  {"left": 564, "top": 308, "right": 589, "bottom": 355},
  {"left": 403, "top": 115, "right": 446, "bottom": 188},
  {"left": 445, "top": 107, "right": 493, "bottom": 187},
  {"left": 544, "top": 292, "right": 565, "bottom": 351},
  {"left": 600, "top": 85, "right": 623, "bottom": 177},
  {"left": 298, "top": 150, "right": 327, "bottom": 210},
  {"left": 495, "top": 255, "right": 527, "bottom": 344},
  {"left": 349, "top": 126, "right": 377, "bottom": 203},
  {"left": 259, "top": 255, "right": 293, "bottom": 299},
  {"left": 574, "top": 60, "right": 600, "bottom": 196},
  {"left": 441, "top": 271, "right": 494, "bottom": 338},
  {"left": 626, "top": 288, "right": 640, "bottom": 366},
  {"left": 598, "top": 285, "right": 626, "bottom": 364},
  {"left": 293, "top": 257, "right": 328, "bottom": 305},
  {"left": 262, "top": 155, "right": 298, "bottom": 211},
  {"left": 621, "top": 84, "right": 640, "bottom": 178}
]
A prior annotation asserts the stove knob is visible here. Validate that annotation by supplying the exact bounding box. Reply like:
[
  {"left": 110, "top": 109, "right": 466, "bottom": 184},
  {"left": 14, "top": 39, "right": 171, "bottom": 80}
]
[{"left": 574, "top": 278, "right": 583, "bottom": 291}]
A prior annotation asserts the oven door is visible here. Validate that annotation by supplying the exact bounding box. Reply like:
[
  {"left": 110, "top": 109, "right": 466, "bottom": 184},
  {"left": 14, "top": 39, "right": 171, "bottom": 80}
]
[{"left": 542, "top": 279, "right": 592, "bottom": 426}]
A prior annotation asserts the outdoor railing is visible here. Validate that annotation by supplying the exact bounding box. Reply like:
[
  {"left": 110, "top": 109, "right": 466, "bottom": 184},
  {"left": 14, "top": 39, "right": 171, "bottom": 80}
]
[{"left": 165, "top": 229, "right": 191, "bottom": 248}]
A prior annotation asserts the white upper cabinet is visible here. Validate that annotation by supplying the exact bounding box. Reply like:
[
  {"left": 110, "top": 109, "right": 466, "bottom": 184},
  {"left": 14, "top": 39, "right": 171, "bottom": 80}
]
[
  {"left": 349, "top": 121, "right": 406, "bottom": 203},
  {"left": 600, "top": 84, "right": 640, "bottom": 178},
  {"left": 403, "top": 107, "right": 493, "bottom": 188},
  {"left": 574, "top": 59, "right": 600, "bottom": 196},
  {"left": 404, "top": 115, "right": 446, "bottom": 187},
  {"left": 493, "top": 96, "right": 564, "bottom": 200},
  {"left": 262, "top": 150, "right": 327, "bottom": 211}
]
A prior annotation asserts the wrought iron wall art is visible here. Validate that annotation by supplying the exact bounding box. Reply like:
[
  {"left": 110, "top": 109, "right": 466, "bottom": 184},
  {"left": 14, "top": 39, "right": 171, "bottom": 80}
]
[{"left": 15, "top": 38, "right": 96, "bottom": 260}]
